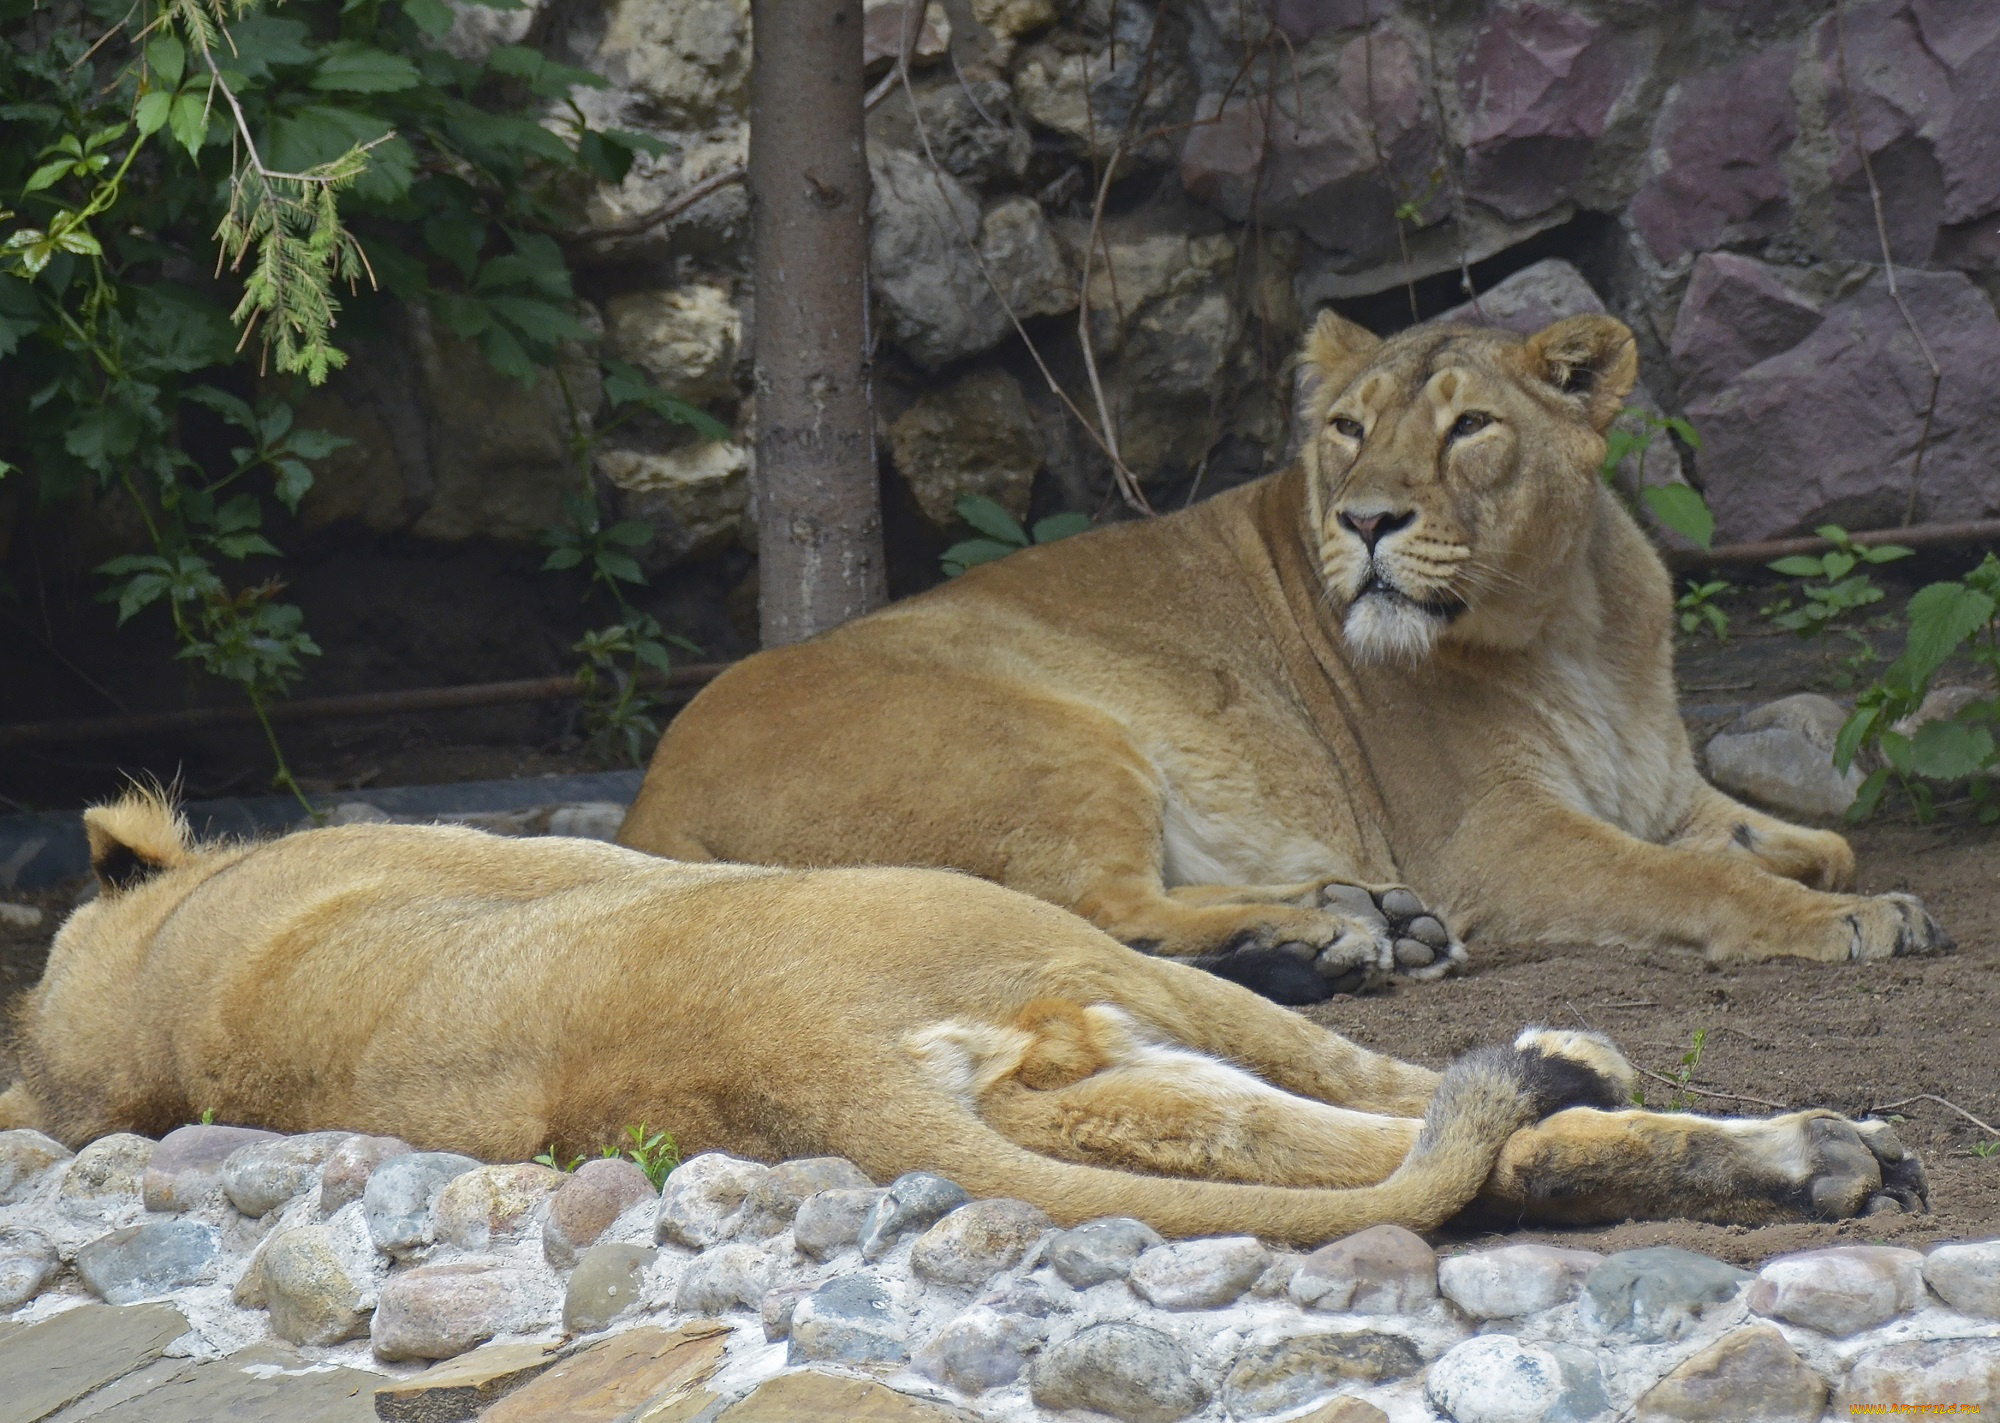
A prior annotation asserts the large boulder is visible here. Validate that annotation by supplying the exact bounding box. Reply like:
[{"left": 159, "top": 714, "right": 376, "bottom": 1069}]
[
  {"left": 869, "top": 148, "right": 1007, "bottom": 370},
  {"left": 887, "top": 369, "right": 1044, "bottom": 529},
  {"left": 590, "top": 0, "right": 751, "bottom": 129}
]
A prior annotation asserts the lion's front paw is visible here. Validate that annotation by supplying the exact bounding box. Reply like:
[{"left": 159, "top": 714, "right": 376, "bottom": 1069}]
[
  {"left": 1321, "top": 882, "right": 1469, "bottom": 982},
  {"left": 1793, "top": 1113, "right": 1929, "bottom": 1219},
  {"left": 1842, "top": 893, "right": 1953, "bottom": 962}
]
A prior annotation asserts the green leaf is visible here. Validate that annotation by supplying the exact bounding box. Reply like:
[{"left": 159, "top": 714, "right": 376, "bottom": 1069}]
[
  {"left": 185, "top": 385, "right": 257, "bottom": 429},
  {"left": 168, "top": 92, "right": 207, "bottom": 158},
  {"left": 311, "top": 43, "right": 422, "bottom": 93},
  {"left": 273, "top": 458, "right": 315, "bottom": 512},
  {"left": 223, "top": 15, "right": 317, "bottom": 81},
  {"left": 135, "top": 91, "right": 173, "bottom": 137},
  {"left": 147, "top": 35, "right": 186, "bottom": 88},
  {"left": 1861, "top": 543, "right": 1914, "bottom": 564},
  {"left": 1814, "top": 524, "right": 1853, "bottom": 547},
  {"left": 941, "top": 537, "right": 1019, "bottom": 569},
  {"left": 1907, "top": 719, "right": 1996, "bottom": 782},
  {"left": 212, "top": 531, "right": 282, "bottom": 559},
  {"left": 1664, "top": 415, "right": 1700, "bottom": 450},
  {"left": 1768, "top": 555, "right": 1826, "bottom": 577},
  {"left": 576, "top": 128, "right": 632, "bottom": 184},
  {"left": 1846, "top": 766, "right": 1890, "bottom": 822},
  {"left": 593, "top": 549, "right": 646, "bottom": 584},
  {"left": 542, "top": 546, "right": 584, "bottom": 570},
  {"left": 605, "top": 520, "right": 653, "bottom": 547},
  {"left": 1879, "top": 730, "right": 1913, "bottom": 776},
  {"left": 1833, "top": 705, "right": 1878, "bottom": 773},
  {"left": 485, "top": 45, "right": 543, "bottom": 78},
  {"left": 632, "top": 640, "right": 675, "bottom": 672},
  {"left": 112, "top": 572, "right": 171, "bottom": 624},
  {"left": 23, "top": 159, "right": 72, "bottom": 193},
  {"left": 1640, "top": 483, "right": 1715, "bottom": 551},
  {"left": 1888, "top": 581, "right": 1997, "bottom": 694},
  {"left": 955, "top": 495, "right": 1028, "bottom": 547},
  {"left": 423, "top": 211, "right": 486, "bottom": 281},
  {"left": 403, "top": 0, "right": 455, "bottom": 35},
  {"left": 485, "top": 294, "right": 592, "bottom": 344},
  {"left": 214, "top": 493, "right": 263, "bottom": 534},
  {"left": 1032, "top": 512, "right": 1092, "bottom": 544},
  {"left": 478, "top": 323, "right": 534, "bottom": 382},
  {"left": 133, "top": 287, "right": 236, "bottom": 373}
]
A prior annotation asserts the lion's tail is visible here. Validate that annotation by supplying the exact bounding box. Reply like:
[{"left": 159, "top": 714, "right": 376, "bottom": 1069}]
[{"left": 82, "top": 785, "right": 194, "bottom": 894}]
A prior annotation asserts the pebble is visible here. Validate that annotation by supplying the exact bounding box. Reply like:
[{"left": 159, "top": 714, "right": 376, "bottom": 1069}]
[
  {"left": 1251, "top": 1251, "right": 1305, "bottom": 1298},
  {"left": 794, "top": 1187, "right": 887, "bottom": 1259},
  {"left": 58, "top": 1132, "right": 155, "bottom": 1208},
  {"left": 1439, "top": 1244, "right": 1602, "bottom": 1319},
  {"left": 317, "top": 1134, "right": 413, "bottom": 1215},
  {"left": 1632, "top": 1324, "right": 1827, "bottom": 1423},
  {"left": 142, "top": 1123, "right": 282, "bottom": 1211},
  {"left": 1425, "top": 1335, "right": 1611, "bottom": 1423},
  {"left": 363, "top": 1150, "right": 482, "bottom": 1257},
  {"left": 0, "top": 902, "right": 44, "bottom": 929},
  {"left": 741, "top": 1155, "right": 873, "bottom": 1237},
  {"left": 1223, "top": 1329, "right": 1423, "bottom": 1418},
  {"left": 1028, "top": 1321, "right": 1208, "bottom": 1423},
  {"left": 542, "top": 1157, "right": 655, "bottom": 1268},
  {"left": 260, "top": 1223, "right": 372, "bottom": 1346},
  {"left": 1746, "top": 1245, "right": 1926, "bottom": 1337},
  {"left": 655, "top": 1152, "right": 771, "bottom": 1249},
  {"left": 788, "top": 1273, "right": 910, "bottom": 1366},
  {"left": 1049, "top": 1217, "right": 1166, "bottom": 1288},
  {"left": 676, "top": 1240, "right": 770, "bottom": 1314},
  {"left": 563, "top": 1242, "right": 655, "bottom": 1333},
  {"left": 1290, "top": 1224, "right": 1438, "bottom": 1314},
  {"left": 1705, "top": 694, "right": 1865, "bottom": 821},
  {"left": 1579, "top": 1246, "right": 1751, "bottom": 1342},
  {"left": 913, "top": 1303, "right": 1047, "bottom": 1391},
  {"left": 373, "top": 1260, "right": 526, "bottom": 1361},
  {"left": 0, "top": 1129, "right": 72, "bottom": 1205},
  {"left": 76, "top": 1218, "right": 219, "bottom": 1303},
  {"left": 432, "top": 1162, "right": 565, "bottom": 1250},
  {"left": 761, "top": 1281, "right": 815, "bottom": 1341},
  {"left": 1128, "top": 1235, "right": 1270, "bottom": 1311},
  {"left": 220, "top": 1132, "right": 353, "bottom": 1217},
  {"left": 859, "top": 1172, "right": 971, "bottom": 1260},
  {"left": 909, "top": 1197, "right": 1051, "bottom": 1288},
  {"left": 0, "top": 1225, "right": 59, "bottom": 1309},
  {"left": 1836, "top": 1338, "right": 2000, "bottom": 1410},
  {"left": 1924, "top": 1239, "right": 2000, "bottom": 1318}
]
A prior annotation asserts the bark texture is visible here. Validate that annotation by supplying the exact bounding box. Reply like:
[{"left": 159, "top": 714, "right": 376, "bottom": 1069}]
[{"left": 748, "top": 0, "right": 885, "bottom": 647}]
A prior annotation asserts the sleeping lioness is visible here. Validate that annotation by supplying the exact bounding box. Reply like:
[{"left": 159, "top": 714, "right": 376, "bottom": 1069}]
[
  {"left": 0, "top": 792, "right": 1926, "bottom": 1238},
  {"left": 621, "top": 311, "right": 1950, "bottom": 1003}
]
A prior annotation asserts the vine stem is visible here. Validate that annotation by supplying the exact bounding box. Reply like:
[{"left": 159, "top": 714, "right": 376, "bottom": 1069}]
[{"left": 249, "top": 687, "right": 316, "bottom": 818}]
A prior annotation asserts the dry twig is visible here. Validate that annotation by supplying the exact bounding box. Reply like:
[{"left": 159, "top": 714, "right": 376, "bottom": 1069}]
[
  {"left": 1868, "top": 1094, "right": 1999, "bottom": 1138},
  {"left": 1632, "top": 1066, "right": 1788, "bottom": 1113}
]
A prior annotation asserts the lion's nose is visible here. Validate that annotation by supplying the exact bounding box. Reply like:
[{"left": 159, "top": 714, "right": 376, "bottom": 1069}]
[{"left": 1339, "top": 509, "right": 1414, "bottom": 552}]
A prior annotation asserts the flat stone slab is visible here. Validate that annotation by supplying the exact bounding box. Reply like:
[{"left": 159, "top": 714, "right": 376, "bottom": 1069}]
[
  {"left": 0, "top": 1302, "right": 188, "bottom": 1422},
  {"left": 372, "top": 1341, "right": 559, "bottom": 1422},
  {"left": 478, "top": 1323, "right": 728, "bottom": 1423},
  {"left": 718, "top": 1370, "right": 977, "bottom": 1421},
  {"left": 55, "top": 1343, "right": 380, "bottom": 1422}
]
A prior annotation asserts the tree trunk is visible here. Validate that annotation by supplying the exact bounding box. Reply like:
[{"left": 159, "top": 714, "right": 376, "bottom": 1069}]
[{"left": 748, "top": 0, "right": 885, "bottom": 647}]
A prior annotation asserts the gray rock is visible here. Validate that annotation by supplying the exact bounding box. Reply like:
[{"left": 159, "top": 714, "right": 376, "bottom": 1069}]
[
  {"left": 1251, "top": 1252, "right": 1305, "bottom": 1298},
  {"left": 1439, "top": 1244, "right": 1604, "bottom": 1319},
  {"left": 787, "top": 1273, "right": 910, "bottom": 1366},
  {"left": 59, "top": 1133, "right": 156, "bottom": 1209},
  {"left": 1746, "top": 1245, "right": 1927, "bottom": 1337},
  {"left": 858, "top": 1171, "right": 970, "bottom": 1260},
  {"left": 886, "top": 369, "right": 1045, "bottom": 532},
  {"left": 1290, "top": 1224, "right": 1438, "bottom": 1315},
  {"left": 913, "top": 1303, "right": 1047, "bottom": 1392},
  {"left": 740, "top": 1155, "right": 871, "bottom": 1237},
  {"left": 77, "top": 1219, "right": 219, "bottom": 1303},
  {"left": 1029, "top": 1321, "right": 1208, "bottom": 1423},
  {"left": 794, "top": 1187, "right": 886, "bottom": 1259},
  {"left": 363, "top": 1151, "right": 482, "bottom": 1257},
  {"left": 143, "top": 1124, "right": 283, "bottom": 1212},
  {"left": 1634, "top": 1323, "right": 1827, "bottom": 1423},
  {"left": 909, "top": 1197, "right": 1051, "bottom": 1288},
  {"left": 373, "top": 1261, "right": 525, "bottom": 1361},
  {"left": 1836, "top": 1337, "right": 2000, "bottom": 1412},
  {"left": 978, "top": 195, "right": 1076, "bottom": 322},
  {"left": 0, "top": 1129, "right": 72, "bottom": 1205},
  {"left": 1224, "top": 1330, "right": 1424, "bottom": 1418},
  {"left": 317, "top": 1134, "right": 413, "bottom": 1215},
  {"left": 563, "top": 1242, "right": 655, "bottom": 1334},
  {"left": 917, "top": 79, "right": 1031, "bottom": 186},
  {"left": 1580, "top": 1246, "right": 1752, "bottom": 1342},
  {"left": 676, "top": 1240, "right": 770, "bottom": 1314},
  {"left": 1706, "top": 695, "right": 1867, "bottom": 821},
  {"left": 761, "top": 1281, "right": 814, "bottom": 1342},
  {"left": 869, "top": 147, "right": 1006, "bottom": 370},
  {"left": 655, "top": 1151, "right": 771, "bottom": 1249},
  {"left": 432, "top": 1162, "right": 565, "bottom": 1250},
  {"left": 1426, "top": 1335, "right": 1612, "bottom": 1423},
  {"left": 260, "top": 1224, "right": 372, "bottom": 1346},
  {"left": 1925, "top": 1238, "right": 2000, "bottom": 1318},
  {"left": 0, "top": 1226, "right": 59, "bottom": 1309},
  {"left": 1128, "top": 1236, "right": 1269, "bottom": 1311},
  {"left": 1049, "top": 1217, "right": 1165, "bottom": 1288},
  {"left": 544, "top": 1157, "right": 657, "bottom": 1268},
  {"left": 221, "top": 1132, "right": 353, "bottom": 1217}
]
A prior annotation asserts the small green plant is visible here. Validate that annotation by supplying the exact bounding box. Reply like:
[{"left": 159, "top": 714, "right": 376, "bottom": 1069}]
[
  {"left": 940, "top": 496, "right": 1092, "bottom": 578},
  {"left": 573, "top": 611, "right": 699, "bottom": 766},
  {"left": 534, "top": 1145, "right": 585, "bottom": 1172},
  {"left": 1600, "top": 410, "right": 1714, "bottom": 551},
  {"left": 1634, "top": 1027, "right": 1709, "bottom": 1112},
  {"left": 1762, "top": 525, "right": 1913, "bottom": 636},
  {"left": 1676, "top": 579, "right": 1734, "bottom": 641},
  {"left": 1972, "top": 1139, "right": 2000, "bottom": 1160},
  {"left": 198, "top": 1107, "right": 217, "bottom": 1125},
  {"left": 1837, "top": 552, "right": 2000, "bottom": 823},
  {"left": 618, "top": 1122, "right": 680, "bottom": 1189}
]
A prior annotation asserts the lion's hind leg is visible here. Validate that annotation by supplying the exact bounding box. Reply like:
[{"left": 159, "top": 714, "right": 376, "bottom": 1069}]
[{"left": 1478, "top": 1105, "right": 1927, "bottom": 1226}]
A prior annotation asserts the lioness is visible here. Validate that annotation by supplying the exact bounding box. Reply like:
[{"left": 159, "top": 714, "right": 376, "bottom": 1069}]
[
  {"left": 621, "top": 312, "right": 1948, "bottom": 1002},
  {"left": 0, "top": 793, "right": 1926, "bottom": 1239}
]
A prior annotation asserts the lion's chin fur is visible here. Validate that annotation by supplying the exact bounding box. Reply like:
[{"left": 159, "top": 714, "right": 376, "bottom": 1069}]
[{"left": 1342, "top": 593, "right": 1442, "bottom": 664}]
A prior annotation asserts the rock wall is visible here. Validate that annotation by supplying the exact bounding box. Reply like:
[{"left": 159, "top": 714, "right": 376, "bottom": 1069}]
[{"left": 299, "top": 0, "right": 2000, "bottom": 578}]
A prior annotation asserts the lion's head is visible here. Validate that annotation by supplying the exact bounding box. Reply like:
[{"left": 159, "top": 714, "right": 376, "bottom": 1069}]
[{"left": 1291, "top": 309, "right": 1639, "bottom": 663}]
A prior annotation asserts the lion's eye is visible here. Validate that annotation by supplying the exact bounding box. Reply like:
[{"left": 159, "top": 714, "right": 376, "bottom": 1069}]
[
  {"left": 1448, "top": 412, "right": 1493, "bottom": 442},
  {"left": 1331, "top": 417, "right": 1364, "bottom": 440}
]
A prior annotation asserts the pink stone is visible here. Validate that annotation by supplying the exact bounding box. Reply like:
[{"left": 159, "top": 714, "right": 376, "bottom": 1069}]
[
  {"left": 1289, "top": 1224, "right": 1437, "bottom": 1315},
  {"left": 142, "top": 1125, "right": 282, "bottom": 1212},
  {"left": 544, "top": 1158, "right": 657, "bottom": 1269},
  {"left": 318, "top": 1135, "right": 414, "bottom": 1215},
  {"left": 1747, "top": 1245, "right": 1927, "bottom": 1338},
  {"left": 373, "top": 1261, "right": 528, "bottom": 1362}
]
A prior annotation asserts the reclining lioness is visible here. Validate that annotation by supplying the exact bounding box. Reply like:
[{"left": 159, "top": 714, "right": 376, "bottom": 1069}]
[
  {"left": 0, "top": 792, "right": 1926, "bottom": 1240},
  {"left": 620, "top": 311, "right": 1949, "bottom": 1002}
]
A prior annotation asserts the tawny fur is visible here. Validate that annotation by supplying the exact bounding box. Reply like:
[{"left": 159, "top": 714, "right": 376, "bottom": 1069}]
[
  {"left": 0, "top": 792, "right": 1922, "bottom": 1242},
  {"left": 619, "top": 312, "right": 1946, "bottom": 978}
]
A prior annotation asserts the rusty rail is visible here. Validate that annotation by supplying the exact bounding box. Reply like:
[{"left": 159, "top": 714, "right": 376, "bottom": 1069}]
[{"left": 1663, "top": 518, "right": 2000, "bottom": 572}]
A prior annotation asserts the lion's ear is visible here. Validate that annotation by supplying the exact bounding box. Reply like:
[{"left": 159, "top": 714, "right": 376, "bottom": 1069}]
[
  {"left": 1292, "top": 310, "right": 1382, "bottom": 446},
  {"left": 1524, "top": 314, "right": 1637, "bottom": 433}
]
